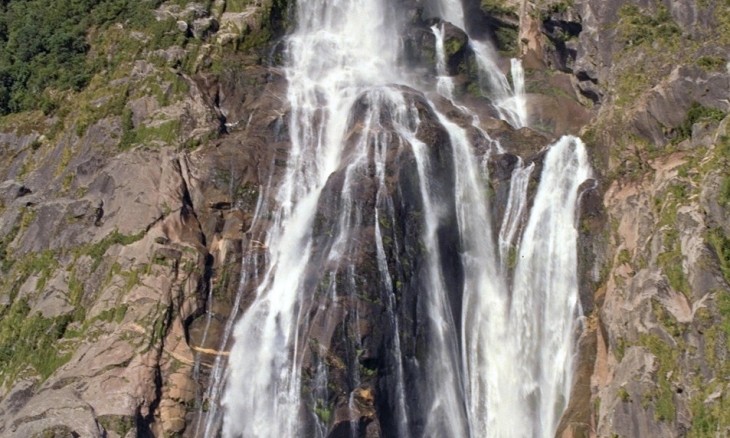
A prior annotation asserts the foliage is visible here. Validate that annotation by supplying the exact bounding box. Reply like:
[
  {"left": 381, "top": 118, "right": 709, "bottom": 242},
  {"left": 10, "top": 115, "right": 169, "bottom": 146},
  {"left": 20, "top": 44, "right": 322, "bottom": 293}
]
[
  {"left": 618, "top": 387, "right": 630, "bottom": 402},
  {"left": 15, "top": 250, "right": 59, "bottom": 292},
  {"left": 0, "top": 218, "right": 20, "bottom": 272},
  {"left": 674, "top": 102, "right": 726, "bottom": 142},
  {"left": 638, "top": 334, "right": 677, "bottom": 422},
  {"left": 714, "top": 135, "right": 730, "bottom": 208},
  {"left": 495, "top": 26, "right": 519, "bottom": 56},
  {"left": 719, "top": 292, "right": 730, "bottom": 338},
  {"left": 546, "top": 1, "right": 574, "bottom": 15},
  {"left": 688, "top": 385, "right": 730, "bottom": 438},
  {"left": 617, "top": 249, "right": 631, "bottom": 265},
  {"left": 480, "top": 0, "right": 517, "bottom": 16},
  {"left": 98, "top": 415, "right": 135, "bottom": 437},
  {"left": 688, "top": 316, "right": 730, "bottom": 436},
  {"left": 657, "top": 229, "right": 690, "bottom": 296},
  {"left": 612, "top": 4, "right": 684, "bottom": 108},
  {"left": 707, "top": 228, "right": 730, "bottom": 288},
  {"left": 119, "top": 119, "right": 181, "bottom": 150},
  {"left": 73, "top": 229, "right": 145, "bottom": 271},
  {"left": 314, "top": 402, "right": 332, "bottom": 424},
  {"left": 696, "top": 55, "right": 727, "bottom": 72},
  {"left": 0, "top": 298, "right": 73, "bottom": 385},
  {"left": 0, "top": 0, "right": 174, "bottom": 115},
  {"left": 617, "top": 4, "right": 680, "bottom": 48}
]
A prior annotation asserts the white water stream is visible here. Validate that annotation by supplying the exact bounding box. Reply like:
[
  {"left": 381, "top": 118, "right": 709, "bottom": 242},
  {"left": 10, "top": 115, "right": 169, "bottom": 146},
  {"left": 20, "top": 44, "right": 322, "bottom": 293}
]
[{"left": 216, "top": 0, "right": 592, "bottom": 436}]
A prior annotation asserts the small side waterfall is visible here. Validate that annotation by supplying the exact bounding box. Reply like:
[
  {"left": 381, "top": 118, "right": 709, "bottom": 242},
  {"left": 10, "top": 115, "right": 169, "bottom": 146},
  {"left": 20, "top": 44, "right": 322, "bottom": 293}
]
[
  {"left": 432, "top": 24, "right": 455, "bottom": 100},
  {"left": 430, "top": 0, "right": 527, "bottom": 127},
  {"left": 216, "top": 0, "right": 593, "bottom": 436},
  {"left": 510, "top": 137, "right": 592, "bottom": 436},
  {"left": 498, "top": 159, "right": 534, "bottom": 273},
  {"left": 510, "top": 58, "right": 528, "bottom": 126},
  {"left": 465, "top": 136, "right": 592, "bottom": 437}
]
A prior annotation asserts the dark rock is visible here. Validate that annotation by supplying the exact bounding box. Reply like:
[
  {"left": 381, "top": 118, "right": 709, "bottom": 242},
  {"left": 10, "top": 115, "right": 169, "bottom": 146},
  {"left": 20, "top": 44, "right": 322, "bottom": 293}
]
[
  {"left": 542, "top": 10, "right": 583, "bottom": 72},
  {"left": 0, "top": 180, "right": 32, "bottom": 204}
]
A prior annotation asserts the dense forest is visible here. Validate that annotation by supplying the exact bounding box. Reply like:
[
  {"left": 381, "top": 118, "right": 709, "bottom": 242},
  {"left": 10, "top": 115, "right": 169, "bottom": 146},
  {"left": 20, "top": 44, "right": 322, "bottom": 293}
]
[{"left": 0, "top": 0, "right": 185, "bottom": 114}]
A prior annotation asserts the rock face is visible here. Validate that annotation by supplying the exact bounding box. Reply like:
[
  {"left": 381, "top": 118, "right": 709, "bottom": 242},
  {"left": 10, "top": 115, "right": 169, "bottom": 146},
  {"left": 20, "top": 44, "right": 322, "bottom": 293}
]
[
  {"left": 558, "top": 0, "right": 730, "bottom": 435},
  {"left": 0, "top": 0, "right": 727, "bottom": 437},
  {"left": 0, "top": 1, "right": 291, "bottom": 436}
]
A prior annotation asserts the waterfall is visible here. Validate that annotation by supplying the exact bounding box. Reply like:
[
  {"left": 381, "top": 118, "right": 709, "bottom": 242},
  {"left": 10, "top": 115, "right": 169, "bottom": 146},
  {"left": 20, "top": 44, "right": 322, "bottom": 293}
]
[
  {"left": 509, "top": 58, "right": 528, "bottom": 126},
  {"left": 432, "top": 24, "right": 455, "bottom": 100},
  {"left": 218, "top": 0, "right": 592, "bottom": 436},
  {"left": 498, "top": 159, "right": 534, "bottom": 274},
  {"left": 509, "top": 136, "right": 592, "bottom": 436},
  {"left": 220, "top": 0, "right": 403, "bottom": 434},
  {"left": 470, "top": 41, "right": 528, "bottom": 128},
  {"left": 431, "top": 0, "right": 527, "bottom": 127},
  {"left": 465, "top": 136, "right": 591, "bottom": 438}
]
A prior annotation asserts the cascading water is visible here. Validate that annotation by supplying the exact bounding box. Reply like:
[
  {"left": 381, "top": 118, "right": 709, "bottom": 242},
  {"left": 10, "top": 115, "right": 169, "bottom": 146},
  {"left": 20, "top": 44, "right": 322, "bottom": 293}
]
[
  {"left": 498, "top": 159, "right": 534, "bottom": 273},
  {"left": 217, "top": 0, "right": 593, "bottom": 436}
]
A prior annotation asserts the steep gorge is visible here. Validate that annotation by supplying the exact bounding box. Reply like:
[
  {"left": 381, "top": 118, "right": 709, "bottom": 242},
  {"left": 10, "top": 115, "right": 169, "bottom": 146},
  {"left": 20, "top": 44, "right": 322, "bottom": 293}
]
[{"left": 0, "top": 0, "right": 727, "bottom": 437}]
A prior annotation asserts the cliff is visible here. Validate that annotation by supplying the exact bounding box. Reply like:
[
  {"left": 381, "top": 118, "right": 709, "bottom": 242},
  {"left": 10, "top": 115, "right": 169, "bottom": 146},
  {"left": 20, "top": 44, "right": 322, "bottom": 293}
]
[{"left": 0, "top": 0, "right": 726, "bottom": 437}]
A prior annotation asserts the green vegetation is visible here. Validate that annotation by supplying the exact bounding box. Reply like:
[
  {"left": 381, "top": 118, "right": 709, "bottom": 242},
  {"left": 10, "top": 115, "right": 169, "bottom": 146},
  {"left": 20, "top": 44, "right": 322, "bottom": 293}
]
[
  {"left": 638, "top": 333, "right": 677, "bottom": 422},
  {"left": 477, "top": 0, "right": 518, "bottom": 54},
  {"left": 444, "top": 38, "right": 465, "bottom": 57},
  {"left": 657, "top": 229, "right": 690, "bottom": 296},
  {"left": 675, "top": 103, "right": 726, "bottom": 143},
  {"left": 687, "top": 312, "right": 730, "bottom": 436},
  {"left": 719, "top": 292, "right": 730, "bottom": 338},
  {"left": 15, "top": 250, "right": 59, "bottom": 293},
  {"left": 618, "top": 386, "right": 630, "bottom": 402},
  {"left": 617, "top": 249, "right": 631, "bottom": 265},
  {"left": 148, "top": 303, "right": 170, "bottom": 349},
  {"left": 96, "top": 304, "right": 129, "bottom": 324},
  {"left": 98, "top": 415, "right": 135, "bottom": 437},
  {"left": 705, "top": 135, "right": 730, "bottom": 292},
  {"left": 480, "top": 0, "right": 517, "bottom": 16},
  {"left": 614, "top": 337, "right": 626, "bottom": 361},
  {"left": 225, "top": 0, "right": 290, "bottom": 56},
  {"left": 73, "top": 229, "right": 145, "bottom": 271},
  {"left": 545, "top": 1, "right": 574, "bottom": 15},
  {"left": 0, "top": 211, "right": 23, "bottom": 272},
  {"left": 715, "top": 136, "right": 730, "bottom": 207},
  {"left": 36, "top": 425, "right": 79, "bottom": 438},
  {"left": 688, "top": 385, "right": 730, "bottom": 437},
  {"left": 707, "top": 228, "right": 730, "bottom": 287},
  {"left": 0, "top": 0, "right": 177, "bottom": 115},
  {"left": 0, "top": 0, "right": 96, "bottom": 114},
  {"left": 119, "top": 119, "right": 182, "bottom": 150},
  {"left": 617, "top": 4, "right": 680, "bottom": 49},
  {"left": 314, "top": 401, "right": 332, "bottom": 424},
  {"left": 73, "top": 85, "right": 130, "bottom": 138},
  {"left": 612, "top": 4, "right": 683, "bottom": 108},
  {"left": 696, "top": 55, "right": 727, "bottom": 72},
  {"left": 495, "top": 26, "right": 519, "bottom": 56},
  {"left": 0, "top": 226, "right": 147, "bottom": 385},
  {"left": 507, "top": 245, "right": 518, "bottom": 269},
  {"left": 651, "top": 300, "right": 686, "bottom": 338},
  {"left": 0, "top": 298, "right": 73, "bottom": 386},
  {"left": 720, "top": 174, "right": 730, "bottom": 209}
]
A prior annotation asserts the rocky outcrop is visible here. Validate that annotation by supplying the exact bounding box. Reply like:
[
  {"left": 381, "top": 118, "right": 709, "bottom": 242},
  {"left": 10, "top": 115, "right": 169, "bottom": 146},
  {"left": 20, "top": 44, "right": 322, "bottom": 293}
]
[
  {"left": 0, "top": 0, "right": 293, "bottom": 436},
  {"left": 546, "top": 0, "right": 730, "bottom": 435}
]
